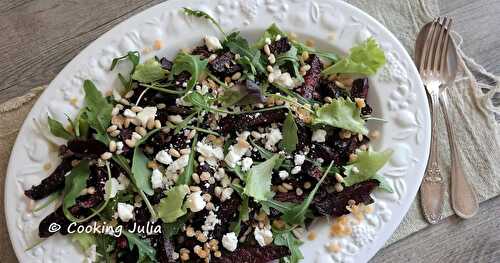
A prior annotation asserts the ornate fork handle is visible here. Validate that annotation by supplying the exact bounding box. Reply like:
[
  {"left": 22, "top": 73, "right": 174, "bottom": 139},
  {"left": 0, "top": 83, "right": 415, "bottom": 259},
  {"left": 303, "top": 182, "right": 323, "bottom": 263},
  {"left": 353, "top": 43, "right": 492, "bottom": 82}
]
[
  {"left": 440, "top": 91, "right": 479, "bottom": 218},
  {"left": 420, "top": 89, "right": 445, "bottom": 224}
]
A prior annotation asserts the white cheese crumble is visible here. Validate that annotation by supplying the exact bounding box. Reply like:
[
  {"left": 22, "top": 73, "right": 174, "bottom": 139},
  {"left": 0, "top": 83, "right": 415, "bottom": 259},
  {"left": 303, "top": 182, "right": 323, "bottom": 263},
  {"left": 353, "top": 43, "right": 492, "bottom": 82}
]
[
  {"left": 167, "top": 154, "right": 189, "bottom": 173},
  {"left": 291, "top": 166, "right": 302, "bottom": 175},
  {"left": 204, "top": 35, "right": 223, "bottom": 51},
  {"left": 254, "top": 225, "right": 273, "bottom": 247},
  {"left": 117, "top": 203, "right": 134, "bottom": 222},
  {"left": 312, "top": 129, "right": 327, "bottom": 142},
  {"left": 186, "top": 191, "right": 206, "bottom": 212},
  {"left": 196, "top": 141, "right": 224, "bottom": 167},
  {"left": 225, "top": 137, "right": 251, "bottom": 168},
  {"left": 241, "top": 157, "right": 253, "bottom": 171},
  {"left": 136, "top": 106, "right": 157, "bottom": 127},
  {"left": 279, "top": 170, "right": 289, "bottom": 180},
  {"left": 202, "top": 210, "right": 221, "bottom": 233},
  {"left": 265, "top": 128, "right": 283, "bottom": 151},
  {"left": 222, "top": 232, "right": 238, "bottom": 252},
  {"left": 268, "top": 68, "right": 295, "bottom": 88},
  {"left": 123, "top": 109, "right": 136, "bottom": 118},
  {"left": 294, "top": 154, "right": 306, "bottom": 166},
  {"left": 105, "top": 177, "right": 126, "bottom": 199},
  {"left": 155, "top": 150, "right": 173, "bottom": 165},
  {"left": 151, "top": 169, "right": 164, "bottom": 189}
]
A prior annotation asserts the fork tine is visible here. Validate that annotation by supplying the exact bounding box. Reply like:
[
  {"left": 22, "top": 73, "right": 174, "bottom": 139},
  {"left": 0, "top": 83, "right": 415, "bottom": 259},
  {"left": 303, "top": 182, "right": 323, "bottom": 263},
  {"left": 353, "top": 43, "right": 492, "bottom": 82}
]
[
  {"left": 439, "top": 18, "right": 453, "bottom": 75},
  {"left": 419, "top": 21, "right": 439, "bottom": 73},
  {"left": 433, "top": 17, "right": 448, "bottom": 72},
  {"left": 424, "top": 19, "right": 441, "bottom": 73}
]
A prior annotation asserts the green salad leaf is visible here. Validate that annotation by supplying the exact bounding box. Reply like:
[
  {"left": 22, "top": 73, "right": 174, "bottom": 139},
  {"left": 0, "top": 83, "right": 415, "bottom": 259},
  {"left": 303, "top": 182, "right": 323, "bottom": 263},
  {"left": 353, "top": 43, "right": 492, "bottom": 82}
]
[
  {"left": 122, "top": 231, "right": 157, "bottom": 262},
  {"left": 281, "top": 112, "right": 298, "bottom": 153},
  {"left": 83, "top": 80, "right": 113, "bottom": 144},
  {"left": 171, "top": 52, "right": 208, "bottom": 91},
  {"left": 47, "top": 116, "right": 73, "bottom": 140},
  {"left": 313, "top": 97, "right": 368, "bottom": 135},
  {"left": 131, "top": 148, "right": 154, "bottom": 196},
  {"left": 281, "top": 161, "right": 334, "bottom": 225},
  {"left": 244, "top": 154, "right": 280, "bottom": 201},
  {"left": 322, "top": 37, "right": 385, "bottom": 76},
  {"left": 70, "top": 233, "right": 96, "bottom": 253},
  {"left": 156, "top": 185, "right": 190, "bottom": 223},
  {"left": 273, "top": 229, "right": 304, "bottom": 263},
  {"left": 230, "top": 195, "right": 249, "bottom": 235},
  {"left": 62, "top": 160, "right": 90, "bottom": 215},
  {"left": 176, "top": 133, "right": 198, "bottom": 185},
  {"left": 343, "top": 148, "right": 393, "bottom": 190},
  {"left": 292, "top": 41, "right": 339, "bottom": 63},
  {"left": 223, "top": 32, "right": 266, "bottom": 74},
  {"left": 254, "top": 23, "right": 287, "bottom": 48},
  {"left": 96, "top": 234, "right": 116, "bottom": 263},
  {"left": 163, "top": 215, "right": 189, "bottom": 238},
  {"left": 276, "top": 45, "right": 304, "bottom": 83},
  {"left": 183, "top": 8, "right": 226, "bottom": 36},
  {"left": 132, "top": 59, "right": 168, "bottom": 83}
]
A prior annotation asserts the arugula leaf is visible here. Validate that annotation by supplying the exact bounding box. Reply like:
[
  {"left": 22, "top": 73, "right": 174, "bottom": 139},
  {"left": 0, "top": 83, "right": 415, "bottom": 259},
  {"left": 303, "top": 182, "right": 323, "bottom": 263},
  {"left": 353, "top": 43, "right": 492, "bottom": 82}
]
[
  {"left": 322, "top": 37, "right": 385, "bottom": 76},
  {"left": 47, "top": 116, "right": 73, "bottom": 140},
  {"left": 223, "top": 32, "right": 266, "bottom": 74},
  {"left": 230, "top": 195, "right": 249, "bottom": 235},
  {"left": 273, "top": 229, "right": 304, "bottom": 263},
  {"left": 131, "top": 129, "right": 160, "bottom": 196},
  {"left": 292, "top": 41, "right": 339, "bottom": 63},
  {"left": 313, "top": 97, "right": 368, "bottom": 135},
  {"left": 276, "top": 45, "right": 303, "bottom": 83},
  {"left": 281, "top": 112, "right": 298, "bottom": 153},
  {"left": 244, "top": 154, "right": 280, "bottom": 201},
  {"left": 184, "top": 91, "right": 210, "bottom": 110},
  {"left": 163, "top": 215, "right": 189, "bottom": 238},
  {"left": 343, "top": 148, "right": 393, "bottom": 190},
  {"left": 254, "top": 23, "right": 287, "bottom": 48},
  {"left": 171, "top": 52, "right": 208, "bottom": 91},
  {"left": 156, "top": 185, "right": 190, "bottom": 223},
  {"left": 219, "top": 80, "right": 265, "bottom": 107},
  {"left": 122, "top": 231, "right": 157, "bottom": 262},
  {"left": 176, "top": 133, "right": 198, "bottom": 185},
  {"left": 110, "top": 51, "right": 140, "bottom": 71},
  {"left": 83, "top": 80, "right": 113, "bottom": 144},
  {"left": 70, "top": 233, "right": 96, "bottom": 253},
  {"left": 74, "top": 111, "right": 89, "bottom": 139},
  {"left": 281, "top": 161, "right": 335, "bottom": 225},
  {"left": 132, "top": 59, "right": 168, "bottom": 83},
  {"left": 183, "top": 8, "right": 226, "bottom": 36},
  {"left": 62, "top": 160, "right": 90, "bottom": 215}
]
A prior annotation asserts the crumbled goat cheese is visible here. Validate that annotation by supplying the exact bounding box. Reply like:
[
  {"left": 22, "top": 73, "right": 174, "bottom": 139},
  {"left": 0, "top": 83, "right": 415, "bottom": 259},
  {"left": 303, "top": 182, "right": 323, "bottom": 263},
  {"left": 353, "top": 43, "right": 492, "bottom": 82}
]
[
  {"left": 241, "top": 157, "right": 253, "bottom": 171},
  {"left": 196, "top": 141, "right": 224, "bottom": 167},
  {"left": 123, "top": 109, "right": 136, "bottom": 118},
  {"left": 225, "top": 138, "right": 251, "bottom": 168},
  {"left": 136, "top": 106, "right": 157, "bottom": 127},
  {"left": 155, "top": 150, "right": 173, "bottom": 165},
  {"left": 186, "top": 191, "right": 206, "bottom": 212},
  {"left": 279, "top": 170, "right": 289, "bottom": 180},
  {"left": 204, "top": 35, "right": 223, "bottom": 51},
  {"left": 254, "top": 225, "right": 273, "bottom": 247},
  {"left": 291, "top": 166, "right": 302, "bottom": 175},
  {"left": 166, "top": 154, "right": 190, "bottom": 173},
  {"left": 294, "top": 154, "right": 306, "bottom": 166},
  {"left": 117, "top": 203, "right": 134, "bottom": 222},
  {"left": 265, "top": 128, "right": 283, "bottom": 150},
  {"left": 202, "top": 210, "right": 221, "bottom": 233},
  {"left": 116, "top": 141, "right": 124, "bottom": 154},
  {"left": 268, "top": 68, "right": 295, "bottom": 88},
  {"left": 162, "top": 170, "right": 178, "bottom": 189},
  {"left": 222, "top": 232, "right": 238, "bottom": 252},
  {"left": 312, "top": 129, "right": 327, "bottom": 142},
  {"left": 151, "top": 169, "right": 164, "bottom": 189},
  {"left": 105, "top": 177, "right": 127, "bottom": 199}
]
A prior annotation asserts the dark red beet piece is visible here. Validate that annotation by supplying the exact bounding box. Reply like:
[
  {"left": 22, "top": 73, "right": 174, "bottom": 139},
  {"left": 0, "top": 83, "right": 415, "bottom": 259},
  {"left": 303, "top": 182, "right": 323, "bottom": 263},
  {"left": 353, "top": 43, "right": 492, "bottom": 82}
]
[
  {"left": 25, "top": 158, "right": 73, "bottom": 200},
  {"left": 219, "top": 109, "right": 287, "bottom": 134},
  {"left": 191, "top": 45, "right": 211, "bottom": 59},
  {"left": 209, "top": 51, "right": 242, "bottom": 77},
  {"left": 159, "top": 57, "right": 173, "bottom": 71},
  {"left": 313, "top": 180, "right": 379, "bottom": 217},
  {"left": 213, "top": 245, "right": 291, "bottom": 263},
  {"left": 67, "top": 139, "right": 107, "bottom": 159},
  {"left": 317, "top": 78, "right": 350, "bottom": 100},
  {"left": 350, "top": 78, "right": 373, "bottom": 115},
  {"left": 295, "top": 54, "right": 323, "bottom": 99},
  {"left": 268, "top": 37, "right": 291, "bottom": 55}
]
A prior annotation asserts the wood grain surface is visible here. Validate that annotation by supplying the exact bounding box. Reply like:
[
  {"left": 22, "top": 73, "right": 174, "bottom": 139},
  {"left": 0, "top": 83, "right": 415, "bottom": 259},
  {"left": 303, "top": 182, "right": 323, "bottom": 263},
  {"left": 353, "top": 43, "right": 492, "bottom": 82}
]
[{"left": 0, "top": 0, "right": 499, "bottom": 262}]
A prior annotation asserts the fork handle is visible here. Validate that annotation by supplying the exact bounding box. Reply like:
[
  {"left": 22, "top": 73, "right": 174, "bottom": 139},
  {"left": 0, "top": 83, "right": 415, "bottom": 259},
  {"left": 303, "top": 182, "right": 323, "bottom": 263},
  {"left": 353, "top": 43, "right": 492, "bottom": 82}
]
[
  {"left": 439, "top": 90, "right": 479, "bottom": 218},
  {"left": 420, "top": 90, "right": 445, "bottom": 224}
]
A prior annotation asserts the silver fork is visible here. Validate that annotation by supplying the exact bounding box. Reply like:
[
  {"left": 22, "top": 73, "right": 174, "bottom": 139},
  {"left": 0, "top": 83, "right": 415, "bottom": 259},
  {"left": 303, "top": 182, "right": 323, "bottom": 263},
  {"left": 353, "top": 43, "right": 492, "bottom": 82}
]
[{"left": 415, "top": 17, "right": 452, "bottom": 224}]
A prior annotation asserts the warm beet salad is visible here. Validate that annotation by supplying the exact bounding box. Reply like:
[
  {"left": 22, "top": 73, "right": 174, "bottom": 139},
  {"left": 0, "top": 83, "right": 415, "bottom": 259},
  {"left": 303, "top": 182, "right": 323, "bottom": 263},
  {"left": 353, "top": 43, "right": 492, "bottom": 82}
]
[{"left": 25, "top": 8, "right": 393, "bottom": 263}]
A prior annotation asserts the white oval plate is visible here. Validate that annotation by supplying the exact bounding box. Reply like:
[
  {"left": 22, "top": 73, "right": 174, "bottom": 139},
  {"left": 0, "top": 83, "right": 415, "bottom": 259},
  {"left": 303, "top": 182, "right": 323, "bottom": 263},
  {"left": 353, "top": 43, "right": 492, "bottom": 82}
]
[{"left": 5, "top": 0, "right": 430, "bottom": 262}]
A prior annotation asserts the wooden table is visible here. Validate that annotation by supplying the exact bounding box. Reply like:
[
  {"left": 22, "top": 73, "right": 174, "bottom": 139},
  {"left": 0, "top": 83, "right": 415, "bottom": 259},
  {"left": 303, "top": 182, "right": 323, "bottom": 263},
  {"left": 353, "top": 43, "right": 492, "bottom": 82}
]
[{"left": 1, "top": 0, "right": 499, "bottom": 262}]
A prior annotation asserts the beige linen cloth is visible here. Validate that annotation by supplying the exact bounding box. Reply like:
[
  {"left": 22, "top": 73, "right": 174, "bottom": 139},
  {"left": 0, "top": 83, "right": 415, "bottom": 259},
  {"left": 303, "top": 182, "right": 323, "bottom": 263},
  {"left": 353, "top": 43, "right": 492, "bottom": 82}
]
[{"left": 1, "top": 0, "right": 500, "bottom": 262}]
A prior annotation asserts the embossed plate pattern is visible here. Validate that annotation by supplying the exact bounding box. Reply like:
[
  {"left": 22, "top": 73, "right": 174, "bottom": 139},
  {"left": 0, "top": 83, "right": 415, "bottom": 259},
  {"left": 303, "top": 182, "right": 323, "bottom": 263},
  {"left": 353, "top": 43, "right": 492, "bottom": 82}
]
[{"left": 4, "top": 0, "right": 430, "bottom": 262}]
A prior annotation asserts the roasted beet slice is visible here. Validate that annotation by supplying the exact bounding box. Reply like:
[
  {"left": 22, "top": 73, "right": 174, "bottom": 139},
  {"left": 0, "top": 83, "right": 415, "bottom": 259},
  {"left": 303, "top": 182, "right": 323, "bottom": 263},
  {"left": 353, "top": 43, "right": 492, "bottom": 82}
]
[
  {"left": 191, "top": 45, "right": 211, "bottom": 59},
  {"left": 39, "top": 206, "right": 77, "bottom": 237},
  {"left": 313, "top": 180, "right": 379, "bottom": 217},
  {"left": 67, "top": 139, "right": 107, "bottom": 159},
  {"left": 209, "top": 52, "right": 242, "bottom": 77},
  {"left": 214, "top": 245, "right": 290, "bottom": 263},
  {"left": 309, "top": 143, "right": 342, "bottom": 165},
  {"left": 268, "top": 37, "right": 291, "bottom": 55},
  {"left": 350, "top": 78, "right": 369, "bottom": 99},
  {"left": 25, "top": 158, "right": 73, "bottom": 200},
  {"left": 159, "top": 57, "right": 173, "bottom": 71},
  {"left": 318, "top": 78, "right": 349, "bottom": 99},
  {"left": 219, "top": 109, "right": 287, "bottom": 134},
  {"left": 212, "top": 196, "right": 241, "bottom": 239},
  {"left": 295, "top": 54, "right": 323, "bottom": 99}
]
